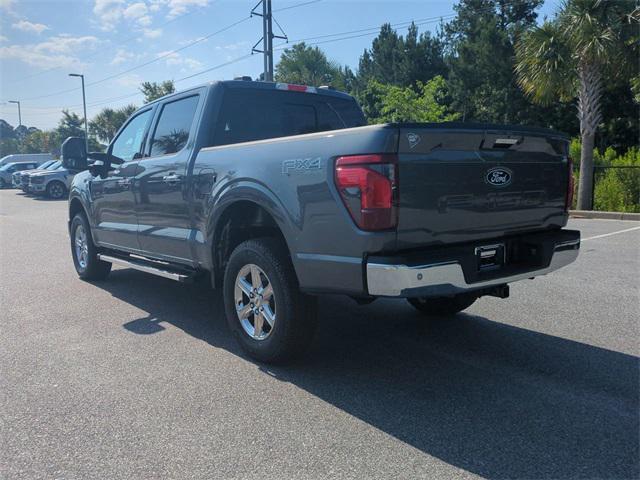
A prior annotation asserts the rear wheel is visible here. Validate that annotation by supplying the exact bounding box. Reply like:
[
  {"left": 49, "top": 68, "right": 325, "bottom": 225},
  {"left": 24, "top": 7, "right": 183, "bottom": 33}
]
[
  {"left": 223, "top": 238, "right": 317, "bottom": 363},
  {"left": 70, "top": 213, "right": 111, "bottom": 280},
  {"left": 46, "top": 181, "right": 66, "bottom": 199},
  {"left": 407, "top": 293, "right": 477, "bottom": 317}
]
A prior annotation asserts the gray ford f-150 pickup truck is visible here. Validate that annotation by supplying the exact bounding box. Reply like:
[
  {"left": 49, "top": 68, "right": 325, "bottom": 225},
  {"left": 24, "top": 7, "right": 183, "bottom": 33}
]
[{"left": 64, "top": 80, "right": 580, "bottom": 362}]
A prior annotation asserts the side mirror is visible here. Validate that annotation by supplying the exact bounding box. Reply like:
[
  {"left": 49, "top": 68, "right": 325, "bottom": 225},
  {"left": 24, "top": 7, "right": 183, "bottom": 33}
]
[
  {"left": 86, "top": 152, "right": 126, "bottom": 178},
  {"left": 61, "top": 137, "right": 87, "bottom": 171}
]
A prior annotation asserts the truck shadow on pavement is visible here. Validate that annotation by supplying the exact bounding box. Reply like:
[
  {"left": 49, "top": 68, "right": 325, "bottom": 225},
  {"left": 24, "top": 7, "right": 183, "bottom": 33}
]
[{"left": 101, "top": 269, "right": 639, "bottom": 480}]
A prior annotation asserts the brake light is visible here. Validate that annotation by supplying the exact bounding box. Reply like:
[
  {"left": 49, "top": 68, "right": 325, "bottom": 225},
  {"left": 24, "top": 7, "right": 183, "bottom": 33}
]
[
  {"left": 275, "top": 82, "right": 317, "bottom": 94},
  {"left": 335, "top": 154, "right": 398, "bottom": 231},
  {"left": 566, "top": 157, "right": 574, "bottom": 211}
]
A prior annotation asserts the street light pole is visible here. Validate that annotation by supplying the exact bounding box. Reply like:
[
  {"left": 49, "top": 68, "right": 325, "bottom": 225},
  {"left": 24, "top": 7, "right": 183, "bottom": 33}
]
[
  {"left": 8, "top": 100, "right": 21, "bottom": 127},
  {"left": 68, "top": 73, "right": 88, "bottom": 151}
]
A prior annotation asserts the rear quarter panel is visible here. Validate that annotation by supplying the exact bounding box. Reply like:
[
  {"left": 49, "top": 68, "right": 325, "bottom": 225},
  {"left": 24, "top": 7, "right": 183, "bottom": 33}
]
[{"left": 191, "top": 124, "right": 399, "bottom": 295}]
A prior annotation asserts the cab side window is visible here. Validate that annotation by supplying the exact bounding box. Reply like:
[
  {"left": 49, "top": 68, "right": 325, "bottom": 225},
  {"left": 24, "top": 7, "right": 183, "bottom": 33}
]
[
  {"left": 111, "top": 109, "right": 153, "bottom": 162},
  {"left": 149, "top": 95, "right": 199, "bottom": 157}
]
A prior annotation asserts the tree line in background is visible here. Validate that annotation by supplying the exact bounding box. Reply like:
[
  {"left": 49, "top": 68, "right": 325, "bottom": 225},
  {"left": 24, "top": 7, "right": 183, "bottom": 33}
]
[
  {"left": 0, "top": 0, "right": 637, "bottom": 210},
  {"left": 276, "top": 0, "right": 638, "bottom": 210}
]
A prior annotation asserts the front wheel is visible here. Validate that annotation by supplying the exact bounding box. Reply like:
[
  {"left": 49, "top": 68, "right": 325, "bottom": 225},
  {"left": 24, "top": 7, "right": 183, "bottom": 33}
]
[
  {"left": 70, "top": 213, "right": 111, "bottom": 280},
  {"left": 223, "top": 238, "right": 317, "bottom": 363},
  {"left": 46, "top": 181, "right": 66, "bottom": 199},
  {"left": 407, "top": 293, "right": 477, "bottom": 317}
]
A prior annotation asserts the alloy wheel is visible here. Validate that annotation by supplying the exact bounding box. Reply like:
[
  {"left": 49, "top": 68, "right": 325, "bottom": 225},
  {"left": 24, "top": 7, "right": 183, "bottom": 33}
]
[
  {"left": 234, "top": 263, "right": 275, "bottom": 340},
  {"left": 49, "top": 183, "right": 64, "bottom": 198},
  {"left": 74, "top": 225, "right": 89, "bottom": 269}
]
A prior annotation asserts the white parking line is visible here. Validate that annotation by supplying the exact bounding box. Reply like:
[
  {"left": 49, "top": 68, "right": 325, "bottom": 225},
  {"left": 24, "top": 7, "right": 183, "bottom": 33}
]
[{"left": 582, "top": 226, "right": 640, "bottom": 242}]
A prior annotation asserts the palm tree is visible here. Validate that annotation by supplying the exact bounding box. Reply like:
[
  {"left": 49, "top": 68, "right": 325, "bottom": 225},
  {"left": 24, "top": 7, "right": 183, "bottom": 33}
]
[{"left": 515, "top": 0, "right": 637, "bottom": 210}]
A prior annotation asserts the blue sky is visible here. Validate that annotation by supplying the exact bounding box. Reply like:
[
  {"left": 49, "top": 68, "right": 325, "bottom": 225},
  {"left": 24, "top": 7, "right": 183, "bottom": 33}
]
[{"left": 0, "top": 0, "right": 558, "bottom": 130}]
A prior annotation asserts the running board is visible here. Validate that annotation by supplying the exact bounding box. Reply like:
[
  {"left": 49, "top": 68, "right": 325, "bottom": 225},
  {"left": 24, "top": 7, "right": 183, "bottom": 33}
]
[{"left": 98, "top": 254, "right": 194, "bottom": 283}]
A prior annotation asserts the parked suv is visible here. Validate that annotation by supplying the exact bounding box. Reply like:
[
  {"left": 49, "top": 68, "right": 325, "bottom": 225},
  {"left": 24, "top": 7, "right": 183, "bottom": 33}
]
[
  {"left": 28, "top": 165, "right": 73, "bottom": 199},
  {"left": 66, "top": 80, "right": 579, "bottom": 363},
  {"left": 0, "top": 161, "right": 40, "bottom": 188},
  {"left": 13, "top": 160, "right": 59, "bottom": 188},
  {"left": 0, "top": 153, "right": 52, "bottom": 167}
]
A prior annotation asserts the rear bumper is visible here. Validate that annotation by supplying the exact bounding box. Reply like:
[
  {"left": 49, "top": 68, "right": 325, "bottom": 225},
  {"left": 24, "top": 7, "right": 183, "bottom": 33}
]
[{"left": 367, "top": 229, "right": 580, "bottom": 297}]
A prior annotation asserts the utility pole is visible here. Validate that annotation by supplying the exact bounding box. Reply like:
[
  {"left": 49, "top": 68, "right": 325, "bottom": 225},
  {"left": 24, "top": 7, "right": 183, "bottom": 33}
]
[
  {"left": 8, "top": 100, "right": 21, "bottom": 127},
  {"left": 251, "top": 0, "right": 287, "bottom": 82},
  {"left": 69, "top": 73, "right": 89, "bottom": 152}
]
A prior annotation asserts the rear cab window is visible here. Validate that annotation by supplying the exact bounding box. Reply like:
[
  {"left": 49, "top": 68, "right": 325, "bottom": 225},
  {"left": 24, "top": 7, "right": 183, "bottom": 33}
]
[{"left": 211, "top": 87, "right": 365, "bottom": 146}]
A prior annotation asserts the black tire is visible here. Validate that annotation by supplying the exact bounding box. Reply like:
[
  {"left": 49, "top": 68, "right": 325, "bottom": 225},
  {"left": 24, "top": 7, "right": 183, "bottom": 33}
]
[
  {"left": 223, "top": 237, "right": 317, "bottom": 363},
  {"left": 70, "top": 213, "right": 111, "bottom": 280},
  {"left": 0, "top": 178, "right": 6, "bottom": 189},
  {"left": 46, "top": 181, "right": 66, "bottom": 199},
  {"left": 407, "top": 293, "right": 477, "bottom": 316}
]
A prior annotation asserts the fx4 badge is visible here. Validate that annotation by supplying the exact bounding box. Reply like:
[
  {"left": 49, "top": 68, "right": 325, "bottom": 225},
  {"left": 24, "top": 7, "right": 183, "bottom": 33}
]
[
  {"left": 282, "top": 157, "right": 322, "bottom": 174},
  {"left": 407, "top": 132, "right": 421, "bottom": 149},
  {"left": 485, "top": 167, "right": 513, "bottom": 187}
]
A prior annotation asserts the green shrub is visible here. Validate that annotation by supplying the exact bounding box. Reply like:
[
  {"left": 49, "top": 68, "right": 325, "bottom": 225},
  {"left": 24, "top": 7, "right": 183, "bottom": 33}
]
[
  {"left": 569, "top": 139, "right": 639, "bottom": 212},
  {"left": 594, "top": 148, "right": 640, "bottom": 212}
]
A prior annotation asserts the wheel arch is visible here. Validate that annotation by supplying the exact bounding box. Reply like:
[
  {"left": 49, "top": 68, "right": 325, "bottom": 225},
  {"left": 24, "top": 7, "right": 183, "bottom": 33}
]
[
  {"left": 68, "top": 194, "right": 94, "bottom": 231},
  {"left": 209, "top": 195, "right": 295, "bottom": 288}
]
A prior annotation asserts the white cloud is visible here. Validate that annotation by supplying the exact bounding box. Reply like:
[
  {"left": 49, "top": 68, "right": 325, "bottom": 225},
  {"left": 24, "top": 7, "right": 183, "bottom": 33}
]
[
  {"left": 166, "top": 0, "right": 208, "bottom": 19},
  {"left": 0, "top": 35, "right": 7, "bottom": 42},
  {"left": 116, "top": 73, "right": 142, "bottom": 88},
  {"left": 143, "top": 28, "right": 162, "bottom": 38},
  {"left": 157, "top": 50, "right": 202, "bottom": 70},
  {"left": 137, "top": 15, "right": 152, "bottom": 26},
  {"left": 110, "top": 48, "right": 137, "bottom": 65},
  {"left": 12, "top": 20, "right": 49, "bottom": 34},
  {"left": 93, "top": 0, "right": 125, "bottom": 30},
  {"left": 0, "top": 0, "right": 14, "bottom": 11},
  {"left": 123, "top": 1, "right": 147, "bottom": 19},
  {"left": 0, "top": 34, "right": 98, "bottom": 69},
  {"left": 215, "top": 41, "right": 250, "bottom": 52}
]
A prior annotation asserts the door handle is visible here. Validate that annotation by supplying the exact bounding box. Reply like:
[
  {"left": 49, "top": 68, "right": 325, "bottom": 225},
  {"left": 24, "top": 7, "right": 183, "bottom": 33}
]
[{"left": 162, "top": 174, "right": 182, "bottom": 183}]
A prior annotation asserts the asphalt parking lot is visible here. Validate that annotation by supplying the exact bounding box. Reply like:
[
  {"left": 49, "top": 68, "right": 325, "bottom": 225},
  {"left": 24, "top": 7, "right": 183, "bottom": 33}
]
[{"left": 1, "top": 189, "right": 638, "bottom": 480}]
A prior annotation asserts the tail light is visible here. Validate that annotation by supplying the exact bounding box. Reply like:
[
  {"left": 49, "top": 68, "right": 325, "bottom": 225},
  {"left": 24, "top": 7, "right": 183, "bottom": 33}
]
[
  {"left": 566, "top": 157, "right": 574, "bottom": 211},
  {"left": 335, "top": 154, "right": 398, "bottom": 231}
]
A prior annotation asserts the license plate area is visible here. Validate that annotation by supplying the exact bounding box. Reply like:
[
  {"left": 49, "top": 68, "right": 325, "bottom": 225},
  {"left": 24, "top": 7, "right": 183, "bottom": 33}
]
[{"left": 475, "top": 243, "right": 505, "bottom": 272}]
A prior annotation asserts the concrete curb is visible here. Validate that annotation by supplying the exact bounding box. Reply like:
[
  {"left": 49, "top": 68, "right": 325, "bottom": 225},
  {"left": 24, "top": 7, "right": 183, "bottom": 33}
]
[{"left": 570, "top": 210, "right": 640, "bottom": 221}]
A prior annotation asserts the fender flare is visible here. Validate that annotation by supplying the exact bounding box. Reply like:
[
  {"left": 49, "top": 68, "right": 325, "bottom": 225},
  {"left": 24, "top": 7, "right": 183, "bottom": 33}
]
[{"left": 204, "top": 180, "right": 300, "bottom": 272}]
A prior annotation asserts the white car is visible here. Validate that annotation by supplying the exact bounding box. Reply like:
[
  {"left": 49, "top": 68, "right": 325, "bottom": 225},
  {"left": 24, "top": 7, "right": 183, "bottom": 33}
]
[{"left": 27, "top": 167, "right": 73, "bottom": 199}]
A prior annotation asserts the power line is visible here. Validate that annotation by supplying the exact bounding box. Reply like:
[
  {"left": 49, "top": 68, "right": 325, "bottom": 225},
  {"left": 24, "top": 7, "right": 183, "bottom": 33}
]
[
  {"left": 280, "top": 14, "right": 455, "bottom": 45},
  {"left": 18, "top": 16, "right": 253, "bottom": 103},
  {"left": 18, "top": 0, "right": 519, "bottom": 116},
  {"left": 273, "top": 0, "right": 322, "bottom": 12},
  {"left": 17, "top": 13, "right": 451, "bottom": 114},
  {"left": 16, "top": 0, "right": 325, "bottom": 104},
  {"left": 176, "top": 54, "right": 255, "bottom": 82},
  {"left": 5, "top": 5, "right": 210, "bottom": 86}
]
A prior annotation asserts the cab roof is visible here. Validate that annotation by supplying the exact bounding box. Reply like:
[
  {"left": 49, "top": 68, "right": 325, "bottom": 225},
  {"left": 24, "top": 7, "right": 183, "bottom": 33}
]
[{"left": 146, "top": 80, "right": 355, "bottom": 106}]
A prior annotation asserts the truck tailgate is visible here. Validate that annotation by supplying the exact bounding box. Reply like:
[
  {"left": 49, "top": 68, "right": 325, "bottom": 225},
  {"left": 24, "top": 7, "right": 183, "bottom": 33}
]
[{"left": 395, "top": 125, "right": 570, "bottom": 249}]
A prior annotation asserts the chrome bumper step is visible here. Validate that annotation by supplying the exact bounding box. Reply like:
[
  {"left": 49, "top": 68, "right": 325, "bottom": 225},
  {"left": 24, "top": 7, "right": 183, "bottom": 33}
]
[
  {"left": 366, "top": 237, "right": 580, "bottom": 297},
  {"left": 98, "top": 254, "right": 195, "bottom": 283}
]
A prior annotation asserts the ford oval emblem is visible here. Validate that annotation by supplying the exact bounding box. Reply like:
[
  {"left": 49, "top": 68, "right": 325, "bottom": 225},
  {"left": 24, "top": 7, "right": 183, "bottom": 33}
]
[{"left": 485, "top": 167, "right": 513, "bottom": 187}]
